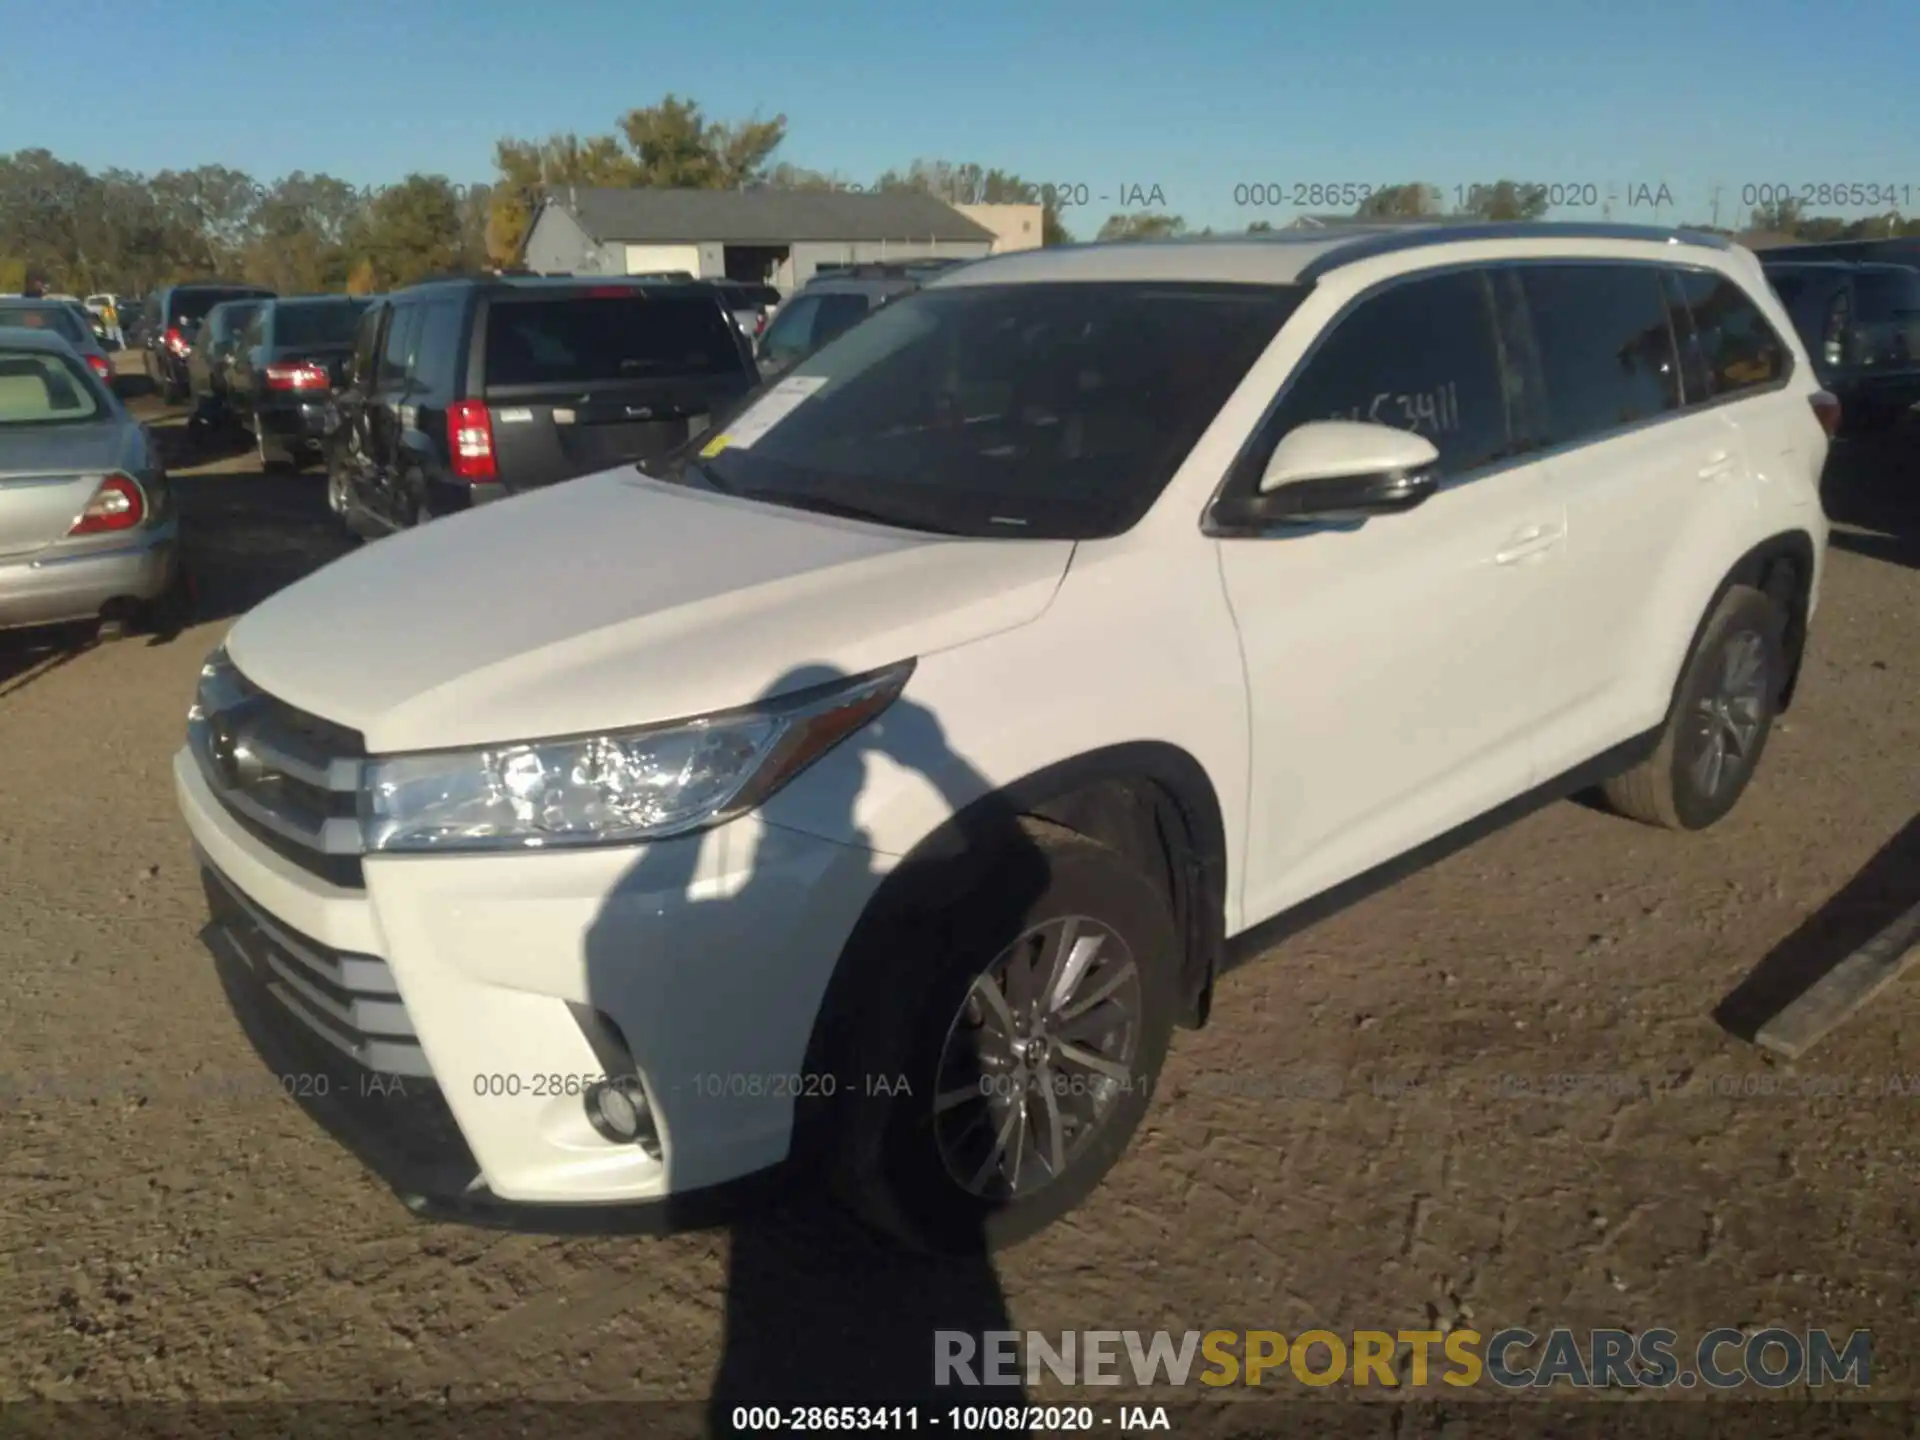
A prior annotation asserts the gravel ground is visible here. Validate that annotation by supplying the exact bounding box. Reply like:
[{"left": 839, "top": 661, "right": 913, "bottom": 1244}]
[{"left": 1, "top": 376, "right": 1917, "bottom": 1426}]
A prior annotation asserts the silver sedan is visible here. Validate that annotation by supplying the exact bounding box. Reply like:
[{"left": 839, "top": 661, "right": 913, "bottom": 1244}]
[
  {"left": 0, "top": 327, "right": 180, "bottom": 635},
  {"left": 0, "top": 298, "right": 118, "bottom": 388}
]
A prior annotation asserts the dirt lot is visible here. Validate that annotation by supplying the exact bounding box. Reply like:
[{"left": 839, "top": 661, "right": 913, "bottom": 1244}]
[{"left": 2, "top": 373, "right": 1918, "bottom": 1425}]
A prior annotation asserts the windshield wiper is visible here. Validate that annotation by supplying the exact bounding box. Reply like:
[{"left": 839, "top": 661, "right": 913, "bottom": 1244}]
[
  {"left": 743, "top": 490, "right": 962, "bottom": 535},
  {"left": 643, "top": 454, "right": 732, "bottom": 493}
]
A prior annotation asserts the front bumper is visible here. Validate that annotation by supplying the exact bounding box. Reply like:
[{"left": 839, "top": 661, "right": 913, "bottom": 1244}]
[
  {"left": 0, "top": 522, "right": 178, "bottom": 630},
  {"left": 174, "top": 746, "right": 890, "bottom": 1220}
]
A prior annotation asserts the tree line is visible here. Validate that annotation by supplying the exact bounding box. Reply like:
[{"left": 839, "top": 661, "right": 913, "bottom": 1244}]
[{"left": 6, "top": 100, "right": 1915, "bottom": 297}]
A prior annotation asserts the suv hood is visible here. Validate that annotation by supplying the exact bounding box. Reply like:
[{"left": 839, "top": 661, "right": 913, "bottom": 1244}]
[{"left": 227, "top": 470, "right": 1073, "bottom": 753}]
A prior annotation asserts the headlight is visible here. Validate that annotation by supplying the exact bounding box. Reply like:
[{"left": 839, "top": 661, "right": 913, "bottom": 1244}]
[
  {"left": 187, "top": 644, "right": 240, "bottom": 722},
  {"left": 360, "top": 660, "right": 914, "bottom": 853}
]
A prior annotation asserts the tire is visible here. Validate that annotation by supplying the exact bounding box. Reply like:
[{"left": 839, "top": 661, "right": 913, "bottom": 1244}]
[
  {"left": 1601, "top": 584, "right": 1786, "bottom": 831},
  {"left": 824, "top": 823, "right": 1178, "bottom": 1254},
  {"left": 256, "top": 424, "right": 290, "bottom": 474}
]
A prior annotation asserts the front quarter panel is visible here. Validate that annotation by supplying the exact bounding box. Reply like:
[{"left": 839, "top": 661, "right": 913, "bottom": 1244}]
[{"left": 755, "top": 527, "right": 1253, "bottom": 935}]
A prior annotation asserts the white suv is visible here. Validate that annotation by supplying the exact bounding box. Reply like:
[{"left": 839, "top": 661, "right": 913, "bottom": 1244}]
[{"left": 175, "top": 223, "right": 1831, "bottom": 1252}]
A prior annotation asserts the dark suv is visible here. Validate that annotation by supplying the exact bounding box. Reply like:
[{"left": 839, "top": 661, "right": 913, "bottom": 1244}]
[
  {"left": 753, "top": 262, "right": 966, "bottom": 378},
  {"left": 324, "top": 276, "right": 757, "bottom": 534},
  {"left": 141, "top": 282, "right": 275, "bottom": 403},
  {"left": 227, "top": 295, "right": 375, "bottom": 470},
  {"left": 1762, "top": 259, "right": 1920, "bottom": 431}
]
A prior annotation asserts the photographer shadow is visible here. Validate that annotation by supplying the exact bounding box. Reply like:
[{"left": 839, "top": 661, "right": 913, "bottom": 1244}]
[{"left": 579, "top": 665, "right": 1045, "bottom": 1432}]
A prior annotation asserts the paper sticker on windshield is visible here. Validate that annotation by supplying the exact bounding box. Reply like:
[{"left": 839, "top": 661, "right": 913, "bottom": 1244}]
[{"left": 721, "top": 376, "right": 828, "bottom": 450}]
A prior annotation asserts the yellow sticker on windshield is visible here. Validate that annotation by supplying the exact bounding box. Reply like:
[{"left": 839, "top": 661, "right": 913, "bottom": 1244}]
[{"left": 700, "top": 434, "right": 730, "bottom": 458}]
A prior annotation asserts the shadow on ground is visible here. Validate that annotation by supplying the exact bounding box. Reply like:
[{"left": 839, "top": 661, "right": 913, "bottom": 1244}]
[
  {"left": 1715, "top": 812, "right": 1920, "bottom": 1041},
  {"left": 155, "top": 412, "right": 357, "bottom": 625},
  {"left": 0, "top": 623, "right": 99, "bottom": 698}
]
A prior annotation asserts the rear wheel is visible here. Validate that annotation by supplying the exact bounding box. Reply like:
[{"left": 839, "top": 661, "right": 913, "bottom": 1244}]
[
  {"left": 1601, "top": 584, "right": 1785, "bottom": 831},
  {"left": 256, "top": 424, "right": 290, "bottom": 474},
  {"left": 826, "top": 825, "right": 1177, "bottom": 1253}
]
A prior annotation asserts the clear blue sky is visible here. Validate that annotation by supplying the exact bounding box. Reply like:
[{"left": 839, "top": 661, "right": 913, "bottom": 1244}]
[{"left": 8, "top": 0, "right": 1919, "bottom": 235}]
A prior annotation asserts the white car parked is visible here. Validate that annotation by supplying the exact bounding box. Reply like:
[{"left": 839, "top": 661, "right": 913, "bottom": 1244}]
[{"left": 175, "top": 222, "right": 1832, "bottom": 1252}]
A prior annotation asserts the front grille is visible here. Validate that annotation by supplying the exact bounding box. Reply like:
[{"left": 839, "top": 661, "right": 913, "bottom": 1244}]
[
  {"left": 200, "top": 864, "right": 482, "bottom": 1198},
  {"left": 189, "top": 661, "right": 367, "bottom": 888},
  {"left": 201, "top": 863, "right": 425, "bottom": 1075}
]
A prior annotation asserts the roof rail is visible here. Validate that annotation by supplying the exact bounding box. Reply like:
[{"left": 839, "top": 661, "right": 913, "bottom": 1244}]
[{"left": 1294, "top": 220, "right": 1734, "bottom": 283}]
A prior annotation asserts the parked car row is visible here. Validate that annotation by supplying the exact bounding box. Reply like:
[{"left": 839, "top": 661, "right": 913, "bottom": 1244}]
[
  {"left": 173, "top": 222, "right": 1837, "bottom": 1254},
  {"left": 1760, "top": 255, "right": 1920, "bottom": 433},
  {"left": 0, "top": 327, "right": 180, "bottom": 638},
  {"left": 142, "top": 282, "right": 276, "bottom": 403}
]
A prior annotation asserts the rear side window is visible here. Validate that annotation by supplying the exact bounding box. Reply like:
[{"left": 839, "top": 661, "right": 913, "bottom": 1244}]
[
  {"left": 173, "top": 289, "right": 262, "bottom": 326},
  {"left": 0, "top": 351, "right": 102, "bottom": 423},
  {"left": 1519, "top": 264, "right": 1681, "bottom": 445},
  {"left": 408, "top": 301, "right": 466, "bottom": 395},
  {"left": 273, "top": 301, "right": 367, "bottom": 349},
  {"left": 812, "top": 293, "right": 876, "bottom": 348},
  {"left": 0, "top": 305, "right": 87, "bottom": 344},
  {"left": 760, "top": 294, "right": 826, "bottom": 364},
  {"left": 760, "top": 292, "right": 874, "bottom": 366},
  {"left": 482, "top": 295, "right": 745, "bottom": 387},
  {"left": 1670, "top": 270, "right": 1788, "bottom": 397},
  {"left": 1851, "top": 269, "right": 1920, "bottom": 320},
  {"left": 1765, "top": 270, "right": 1809, "bottom": 310},
  {"left": 350, "top": 304, "right": 386, "bottom": 386},
  {"left": 1262, "top": 269, "right": 1513, "bottom": 476},
  {"left": 378, "top": 305, "right": 421, "bottom": 388}
]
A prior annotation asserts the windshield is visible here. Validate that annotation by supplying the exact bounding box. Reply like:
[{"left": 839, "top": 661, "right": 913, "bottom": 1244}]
[
  {"left": 0, "top": 304, "right": 88, "bottom": 344},
  {"left": 660, "top": 281, "right": 1306, "bottom": 540},
  {"left": 273, "top": 299, "right": 369, "bottom": 348},
  {"left": 0, "top": 350, "right": 104, "bottom": 424},
  {"left": 174, "top": 288, "right": 268, "bottom": 326}
]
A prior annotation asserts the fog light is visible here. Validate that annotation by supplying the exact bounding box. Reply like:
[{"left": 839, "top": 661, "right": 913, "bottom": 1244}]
[{"left": 586, "top": 1077, "right": 660, "bottom": 1156}]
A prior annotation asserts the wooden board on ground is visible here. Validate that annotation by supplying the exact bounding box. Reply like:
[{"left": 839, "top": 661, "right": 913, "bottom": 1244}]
[{"left": 1754, "top": 895, "right": 1920, "bottom": 1059}]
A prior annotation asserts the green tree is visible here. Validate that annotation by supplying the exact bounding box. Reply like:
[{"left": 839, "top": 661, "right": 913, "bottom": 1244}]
[
  {"left": 355, "top": 175, "right": 468, "bottom": 288},
  {"left": 243, "top": 172, "right": 366, "bottom": 292},
  {"left": 1247, "top": 220, "right": 1274, "bottom": 234},
  {"left": 1355, "top": 183, "right": 1442, "bottom": 219},
  {"left": 487, "top": 133, "right": 639, "bottom": 266},
  {"left": 1749, "top": 196, "right": 1804, "bottom": 234},
  {"left": 487, "top": 98, "right": 787, "bottom": 266},
  {"left": 1095, "top": 212, "right": 1186, "bottom": 242},
  {"left": 1461, "top": 180, "right": 1549, "bottom": 221},
  {"left": 619, "top": 96, "right": 786, "bottom": 188},
  {"left": 1793, "top": 215, "right": 1850, "bottom": 243}
]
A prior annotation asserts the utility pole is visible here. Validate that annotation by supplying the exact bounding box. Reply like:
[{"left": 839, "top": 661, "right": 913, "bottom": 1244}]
[{"left": 1709, "top": 183, "right": 1723, "bottom": 230}]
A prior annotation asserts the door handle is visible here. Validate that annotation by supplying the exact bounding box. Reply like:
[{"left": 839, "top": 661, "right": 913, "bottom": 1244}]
[
  {"left": 1494, "top": 524, "right": 1565, "bottom": 565},
  {"left": 1698, "top": 451, "right": 1737, "bottom": 480}
]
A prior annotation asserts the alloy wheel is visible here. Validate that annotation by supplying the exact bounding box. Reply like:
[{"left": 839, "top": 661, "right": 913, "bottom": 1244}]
[
  {"left": 1688, "top": 629, "right": 1768, "bottom": 799},
  {"left": 930, "top": 915, "right": 1142, "bottom": 1201}
]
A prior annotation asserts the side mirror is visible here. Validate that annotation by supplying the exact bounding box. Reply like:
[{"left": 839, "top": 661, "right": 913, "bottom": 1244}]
[{"left": 1213, "top": 420, "right": 1442, "bottom": 530}]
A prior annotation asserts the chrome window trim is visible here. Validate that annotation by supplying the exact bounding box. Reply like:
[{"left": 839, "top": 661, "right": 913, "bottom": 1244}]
[{"left": 1202, "top": 255, "right": 1795, "bottom": 539}]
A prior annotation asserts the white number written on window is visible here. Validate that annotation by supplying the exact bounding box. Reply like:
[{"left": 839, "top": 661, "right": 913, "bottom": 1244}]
[{"left": 1327, "top": 382, "right": 1462, "bottom": 435}]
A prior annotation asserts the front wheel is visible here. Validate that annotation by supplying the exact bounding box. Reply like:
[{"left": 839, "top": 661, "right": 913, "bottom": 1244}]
[
  {"left": 1601, "top": 584, "right": 1786, "bottom": 831},
  {"left": 827, "top": 825, "right": 1177, "bottom": 1253}
]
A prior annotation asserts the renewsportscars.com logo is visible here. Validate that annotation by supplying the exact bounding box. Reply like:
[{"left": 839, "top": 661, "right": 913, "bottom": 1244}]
[{"left": 935, "top": 1328, "right": 1873, "bottom": 1391}]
